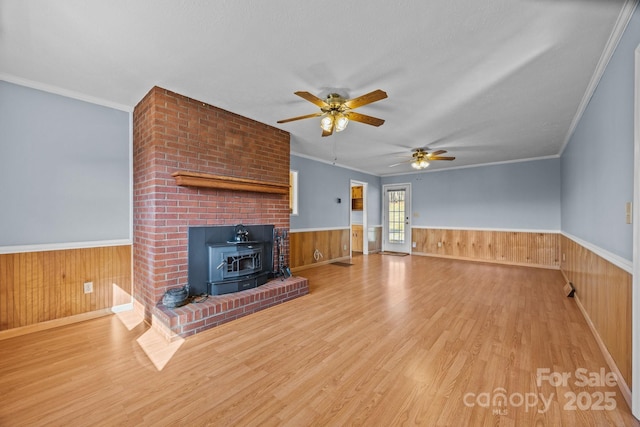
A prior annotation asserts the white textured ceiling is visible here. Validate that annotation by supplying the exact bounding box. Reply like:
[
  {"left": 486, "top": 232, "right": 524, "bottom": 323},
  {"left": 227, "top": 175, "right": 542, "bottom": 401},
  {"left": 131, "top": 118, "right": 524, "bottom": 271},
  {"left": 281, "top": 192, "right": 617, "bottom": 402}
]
[{"left": 0, "top": 0, "right": 634, "bottom": 175}]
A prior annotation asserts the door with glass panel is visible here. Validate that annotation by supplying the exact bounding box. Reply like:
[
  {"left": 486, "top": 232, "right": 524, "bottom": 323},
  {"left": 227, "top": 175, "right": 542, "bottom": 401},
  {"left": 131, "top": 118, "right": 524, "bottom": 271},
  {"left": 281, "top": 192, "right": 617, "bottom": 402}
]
[{"left": 382, "top": 184, "right": 411, "bottom": 253}]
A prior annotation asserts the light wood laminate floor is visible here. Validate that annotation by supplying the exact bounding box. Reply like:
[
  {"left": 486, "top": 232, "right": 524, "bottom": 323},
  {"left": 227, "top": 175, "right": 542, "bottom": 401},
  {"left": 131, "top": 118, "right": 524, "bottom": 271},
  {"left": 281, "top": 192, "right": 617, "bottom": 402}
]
[{"left": 0, "top": 255, "right": 637, "bottom": 426}]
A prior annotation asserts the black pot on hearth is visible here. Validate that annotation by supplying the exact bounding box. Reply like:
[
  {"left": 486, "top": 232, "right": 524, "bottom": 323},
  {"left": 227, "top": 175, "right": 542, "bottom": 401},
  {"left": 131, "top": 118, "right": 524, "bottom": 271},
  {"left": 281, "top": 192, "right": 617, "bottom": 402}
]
[{"left": 162, "top": 285, "right": 190, "bottom": 308}]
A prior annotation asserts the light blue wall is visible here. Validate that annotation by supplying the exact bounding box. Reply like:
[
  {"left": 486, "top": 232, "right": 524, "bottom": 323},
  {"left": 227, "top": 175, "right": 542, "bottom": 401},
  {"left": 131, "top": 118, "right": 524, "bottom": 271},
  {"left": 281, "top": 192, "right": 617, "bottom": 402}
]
[
  {"left": 290, "top": 155, "right": 381, "bottom": 230},
  {"left": 382, "top": 158, "right": 561, "bottom": 230},
  {"left": 0, "top": 81, "right": 131, "bottom": 247},
  {"left": 561, "top": 7, "right": 640, "bottom": 262}
]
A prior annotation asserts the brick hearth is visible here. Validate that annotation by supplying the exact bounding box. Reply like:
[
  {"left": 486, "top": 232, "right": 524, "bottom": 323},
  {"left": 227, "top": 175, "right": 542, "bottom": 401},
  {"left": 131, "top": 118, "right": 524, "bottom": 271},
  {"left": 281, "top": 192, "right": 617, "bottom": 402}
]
[{"left": 152, "top": 276, "right": 308, "bottom": 339}]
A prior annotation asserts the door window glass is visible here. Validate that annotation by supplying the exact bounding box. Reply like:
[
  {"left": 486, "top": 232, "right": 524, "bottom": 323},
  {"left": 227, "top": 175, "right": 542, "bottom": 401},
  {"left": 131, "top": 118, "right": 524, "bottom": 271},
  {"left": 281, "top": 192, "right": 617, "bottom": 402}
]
[{"left": 387, "top": 189, "right": 405, "bottom": 243}]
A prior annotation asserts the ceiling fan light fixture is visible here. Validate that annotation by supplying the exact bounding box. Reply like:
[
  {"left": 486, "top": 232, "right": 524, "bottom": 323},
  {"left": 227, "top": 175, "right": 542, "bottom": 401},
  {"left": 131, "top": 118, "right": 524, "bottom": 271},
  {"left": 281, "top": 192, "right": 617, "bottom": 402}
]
[
  {"left": 411, "top": 159, "right": 429, "bottom": 169},
  {"left": 335, "top": 114, "right": 349, "bottom": 132},
  {"left": 278, "top": 89, "right": 387, "bottom": 137},
  {"left": 320, "top": 115, "right": 334, "bottom": 132},
  {"left": 389, "top": 148, "right": 454, "bottom": 169}
]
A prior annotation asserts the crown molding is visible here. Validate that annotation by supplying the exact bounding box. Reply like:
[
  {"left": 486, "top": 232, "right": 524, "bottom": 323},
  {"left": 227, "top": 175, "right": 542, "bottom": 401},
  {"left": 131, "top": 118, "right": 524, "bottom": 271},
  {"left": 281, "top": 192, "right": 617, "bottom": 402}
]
[
  {"left": 560, "top": 0, "right": 639, "bottom": 155},
  {"left": 0, "top": 74, "right": 133, "bottom": 112}
]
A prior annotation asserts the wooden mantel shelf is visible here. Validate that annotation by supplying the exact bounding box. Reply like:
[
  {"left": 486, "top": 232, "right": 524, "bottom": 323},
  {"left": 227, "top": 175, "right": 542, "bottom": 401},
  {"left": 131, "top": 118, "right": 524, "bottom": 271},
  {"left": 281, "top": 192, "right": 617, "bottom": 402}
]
[{"left": 172, "top": 171, "right": 289, "bottom": 195}]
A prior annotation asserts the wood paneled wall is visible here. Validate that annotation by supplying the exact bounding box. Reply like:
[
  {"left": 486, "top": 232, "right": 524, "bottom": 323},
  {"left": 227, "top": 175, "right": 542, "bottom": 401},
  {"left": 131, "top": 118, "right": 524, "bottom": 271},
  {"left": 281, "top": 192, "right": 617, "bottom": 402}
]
[
  {"left": 560, "top": 235, "right": 632, "bottom": 391},
  {"left": 290, "top": 229, "right": 350, "bottom": 270},
  {"left": 412, "top": 228, "right": 559, "bottom": 268},
  {"left": 0, "top": 245, "right": 132, "bottom": 331}
]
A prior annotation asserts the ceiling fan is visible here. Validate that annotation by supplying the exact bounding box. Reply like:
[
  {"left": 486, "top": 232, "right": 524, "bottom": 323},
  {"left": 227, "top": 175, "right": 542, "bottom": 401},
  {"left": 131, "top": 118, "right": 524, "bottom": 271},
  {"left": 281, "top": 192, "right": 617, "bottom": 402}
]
[
  {"left": 389, "top": 148, "right": 456, "bottom": 170},
  {"left": 277, "top": 89, "right": 387, "bottom": 137}
]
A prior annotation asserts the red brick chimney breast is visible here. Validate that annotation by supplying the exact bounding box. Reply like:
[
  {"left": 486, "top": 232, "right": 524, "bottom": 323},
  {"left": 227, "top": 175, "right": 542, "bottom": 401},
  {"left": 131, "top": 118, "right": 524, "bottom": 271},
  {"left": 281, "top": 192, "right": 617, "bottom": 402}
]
[{"left": 133, "top": 87, "right": 290, "bottom": 322}]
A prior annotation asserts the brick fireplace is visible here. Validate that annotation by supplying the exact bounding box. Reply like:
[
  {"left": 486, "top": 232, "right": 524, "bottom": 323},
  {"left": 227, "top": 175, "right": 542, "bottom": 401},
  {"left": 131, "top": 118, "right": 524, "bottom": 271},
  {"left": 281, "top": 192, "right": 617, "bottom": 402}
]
[{"left": 133, "top": 86, "right": 307, "bottom": 337}]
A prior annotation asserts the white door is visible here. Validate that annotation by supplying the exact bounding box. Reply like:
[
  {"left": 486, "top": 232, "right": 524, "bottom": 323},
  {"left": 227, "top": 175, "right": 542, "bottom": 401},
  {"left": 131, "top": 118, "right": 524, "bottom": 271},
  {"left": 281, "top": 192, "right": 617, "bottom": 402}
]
[{"left": 382, "top": 184, "right": 411, "bottom": 253}]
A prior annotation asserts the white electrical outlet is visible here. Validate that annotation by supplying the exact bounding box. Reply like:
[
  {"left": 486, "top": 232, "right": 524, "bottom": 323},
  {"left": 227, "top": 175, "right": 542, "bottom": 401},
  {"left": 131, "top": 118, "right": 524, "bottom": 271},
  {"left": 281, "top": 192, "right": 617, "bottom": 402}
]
[
  {"left": 412, "top": 242, "right": 416, "bottom": 248},
  {"left": 83, "top": 281, "right": 93, "bottom": 294},
  {"left": 437, "top": 241, "right": 442, "bottom": 248}
]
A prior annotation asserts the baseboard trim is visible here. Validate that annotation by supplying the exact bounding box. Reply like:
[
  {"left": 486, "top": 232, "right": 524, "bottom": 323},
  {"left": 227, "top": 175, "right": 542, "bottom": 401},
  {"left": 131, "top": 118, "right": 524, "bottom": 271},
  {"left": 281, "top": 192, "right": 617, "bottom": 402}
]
[
  {"left": 0, "top": 308, "right": 114, "bottom": 341},
  {"left": 0, "top": 303, "right": 134, "bottom": 341},
  {"left": 559, "top": 270, "right": 633, "bottom": 411},
  {"left": 576, "top": 295, "right": 633, "bottom": 410}
]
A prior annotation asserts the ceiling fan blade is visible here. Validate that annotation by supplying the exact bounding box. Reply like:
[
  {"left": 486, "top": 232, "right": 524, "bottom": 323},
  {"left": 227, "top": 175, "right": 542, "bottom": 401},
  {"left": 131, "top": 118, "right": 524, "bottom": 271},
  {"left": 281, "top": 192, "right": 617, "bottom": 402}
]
[
  {"left": 344, "top": 111, "right": 385, "bottom": 127},
  {"left": 427, "top": 150, "right": 447, "bottom": 157},
  {"left": 429, "top": 156, "right": 456, "bottom": 161},
  {"left": 294, "top": 91, "right": 329, "bottom": 108},
  {"left": 343, "top": 89, "right": 388, "bottom": 109},
  {"left": 277, "top": 112, "right": 323, "bottom": 124}
]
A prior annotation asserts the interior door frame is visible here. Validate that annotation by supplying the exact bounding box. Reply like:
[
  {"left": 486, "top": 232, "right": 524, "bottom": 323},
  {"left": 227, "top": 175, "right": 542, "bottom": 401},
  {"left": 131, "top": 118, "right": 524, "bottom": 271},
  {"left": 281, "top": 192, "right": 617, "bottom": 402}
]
[
  {"left": 382, "top": 183, "right": 412, "bottom": 253},
  {"left": 350, "top": 179, "right": 368, "bottom": 255},
  {"left": 631, "top": 44, "right": 639, "bottom": 419}
]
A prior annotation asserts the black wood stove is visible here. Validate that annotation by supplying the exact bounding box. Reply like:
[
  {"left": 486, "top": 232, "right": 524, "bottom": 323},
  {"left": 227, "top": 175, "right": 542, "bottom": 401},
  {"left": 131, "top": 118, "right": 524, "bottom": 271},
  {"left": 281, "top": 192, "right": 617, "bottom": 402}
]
[{"left": 188, "top": 224, "right": 274, "bottom": 296}]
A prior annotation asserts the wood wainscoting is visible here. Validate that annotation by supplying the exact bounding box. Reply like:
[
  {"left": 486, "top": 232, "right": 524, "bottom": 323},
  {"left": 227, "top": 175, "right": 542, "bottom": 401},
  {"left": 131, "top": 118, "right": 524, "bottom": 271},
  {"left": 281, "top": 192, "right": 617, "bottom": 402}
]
[
  {"left": 290, "top": 226, "right": 383, "bottom": 270},
  {"left": 0, "top": 245, "right": 132, "bottom": 336},
  {"left": 412, "top": 228, "right": 560, "bottom": 269},
  {"left": 290, "top": 228, "right": 350, "bottom": 270},
  {"left": 560, "top": 234, "right": 633, "bottom": 401}
]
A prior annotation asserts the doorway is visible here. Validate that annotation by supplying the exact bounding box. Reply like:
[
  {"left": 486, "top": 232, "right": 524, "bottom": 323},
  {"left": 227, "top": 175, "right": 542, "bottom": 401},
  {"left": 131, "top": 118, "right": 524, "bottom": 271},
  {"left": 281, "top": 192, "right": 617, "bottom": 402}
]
[
  {"left": 350, "top": 180, "right": 368, "bottom": 256},
  {"left": 382, "top": 183, "right": 412, "bottom": 253}
]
